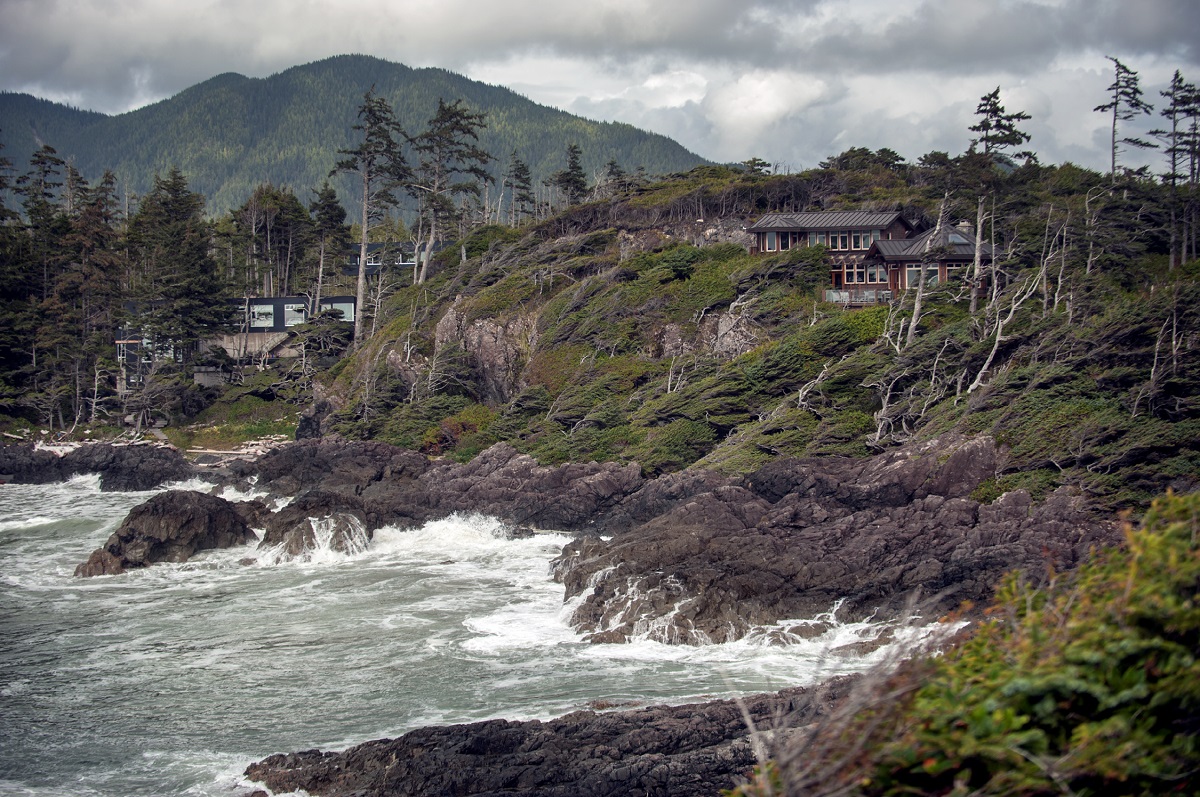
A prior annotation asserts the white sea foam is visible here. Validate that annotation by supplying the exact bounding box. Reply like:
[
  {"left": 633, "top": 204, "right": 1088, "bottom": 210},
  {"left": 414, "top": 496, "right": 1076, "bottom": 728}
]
[{"left": 0, "top": 490, "right": 941, "bottom": 797}]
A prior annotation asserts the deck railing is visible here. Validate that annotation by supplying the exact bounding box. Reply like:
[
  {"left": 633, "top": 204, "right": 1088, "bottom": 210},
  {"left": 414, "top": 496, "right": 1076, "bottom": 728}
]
[{"left": 824, "top": 288, "right": 894, "bottom": 305}]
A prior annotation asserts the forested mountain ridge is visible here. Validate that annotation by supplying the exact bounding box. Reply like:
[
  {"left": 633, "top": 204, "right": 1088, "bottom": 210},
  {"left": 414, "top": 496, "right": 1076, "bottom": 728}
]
[{"left": 0, "top": 54, "right": 709, "bottom": 215}]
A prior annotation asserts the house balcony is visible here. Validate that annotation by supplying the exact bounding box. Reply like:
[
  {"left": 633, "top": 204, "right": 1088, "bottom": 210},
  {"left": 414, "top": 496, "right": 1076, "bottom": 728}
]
[{"left": 824, "top": 288, "right": 893, "bottom": 306}]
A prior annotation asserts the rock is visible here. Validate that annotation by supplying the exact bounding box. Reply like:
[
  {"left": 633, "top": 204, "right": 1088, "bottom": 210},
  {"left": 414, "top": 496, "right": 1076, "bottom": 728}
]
[
  {"left": 413, "top": 443, "right": 645, "bottom": 531},
  {"left": 434, "top": 302, "right": 537, "bottom": 405},
  {"left": 225, "top": 439, "right": 430, "bottom": 496},
  {"left": 0, "top": 442, "right": 193, "bottom": 491},
  {"left": 296, "top": 399, "right": 336, "bottom": 440},
  {"left": 259, "top": 491, "right": 371, "bottom": 559},
  {"left": 64, "top": 443, "right": 193, "bottom": 491},
  {"left": 245, "top": 681, "right": 853, "bottom": 797},
  {"left": 553, "top": 435, "right": 1118, "bottom": 644},
  {"left": 231, "top": 498, "right": 273, "bottom": 529},
  {"left": 74, "top": 490, "right": 255, "bottom": 577}
]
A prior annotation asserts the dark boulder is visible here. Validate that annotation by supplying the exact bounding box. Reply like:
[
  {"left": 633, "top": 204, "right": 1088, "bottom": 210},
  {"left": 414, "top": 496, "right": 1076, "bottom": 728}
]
[
  {"left": 65, "top": 443, "right": 194, "bottom": 491},
  {"left": 410, "top": 443, "right": 645, "bottom": 531},
  {"left": 245, "top": 681, "right": 851, "bottom": 797},
  {"left": 258, "top": 490, "right": 371, "bottom": 559},
  {"left": 74, "top": 490, "right": 255, "bottom": 577},
  {"left": 0, "top": 443, "right": 192, "bottom": 491},
  {"left": 225, "top": 438, "right": 431, "bottom": 496}
]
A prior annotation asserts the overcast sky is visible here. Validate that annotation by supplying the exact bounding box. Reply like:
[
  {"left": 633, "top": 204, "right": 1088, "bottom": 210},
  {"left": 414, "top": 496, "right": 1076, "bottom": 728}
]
[{"left": 2, "top": 0, "right": 1197, "bottom": 173}]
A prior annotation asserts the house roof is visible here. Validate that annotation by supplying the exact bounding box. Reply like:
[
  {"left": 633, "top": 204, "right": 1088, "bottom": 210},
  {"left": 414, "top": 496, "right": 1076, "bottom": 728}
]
[
  {"left": 748, "top": 211, "right": 909, "bottom": 231},
  {"left": 868, "top": 224, "right": 993, "bottom": 262}
]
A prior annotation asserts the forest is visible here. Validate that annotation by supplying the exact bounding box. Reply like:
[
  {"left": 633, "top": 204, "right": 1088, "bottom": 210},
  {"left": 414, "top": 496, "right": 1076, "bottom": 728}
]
[{"left": 0, "top": 54, "right": 708, "bottom": 216}]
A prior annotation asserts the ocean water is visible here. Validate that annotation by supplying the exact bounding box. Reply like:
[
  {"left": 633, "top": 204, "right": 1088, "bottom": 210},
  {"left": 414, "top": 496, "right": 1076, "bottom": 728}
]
[{"left": 0, "top": 477, "right": 919, "bottom": 796}]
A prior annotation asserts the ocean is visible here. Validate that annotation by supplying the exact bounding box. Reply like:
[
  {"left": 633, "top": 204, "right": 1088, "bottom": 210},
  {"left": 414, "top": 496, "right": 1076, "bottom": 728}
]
[{"left": 0, "top": 476, "right": 913, "bottom": 796}]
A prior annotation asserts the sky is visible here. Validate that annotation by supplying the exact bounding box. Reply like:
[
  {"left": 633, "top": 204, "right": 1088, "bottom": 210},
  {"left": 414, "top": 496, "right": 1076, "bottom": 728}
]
[{"left": 2, "top": 0, "right": 1198, "bottom": 173}]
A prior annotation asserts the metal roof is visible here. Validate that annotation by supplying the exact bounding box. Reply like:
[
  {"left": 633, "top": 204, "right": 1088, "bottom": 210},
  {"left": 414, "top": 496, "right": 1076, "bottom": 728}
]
[
  {"left": 868, "top": 226, "right": 994, "bottom": 261},
  {"left": 748, "top": 211, "right": 908, "bottom": 231}
]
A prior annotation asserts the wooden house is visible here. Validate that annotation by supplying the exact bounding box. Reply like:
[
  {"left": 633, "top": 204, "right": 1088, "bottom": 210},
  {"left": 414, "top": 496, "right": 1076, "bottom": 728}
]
[{"left": 748, "top": 211, "right": 992, "bottom": 306}]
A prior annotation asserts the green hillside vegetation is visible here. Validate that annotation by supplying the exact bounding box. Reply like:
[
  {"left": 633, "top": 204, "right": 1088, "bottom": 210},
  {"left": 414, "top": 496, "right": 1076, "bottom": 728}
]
[
  {"left": 1, "top": 140, "right": 1196, "bottom": 512},
  {"left": 310, "top": 155, "right": 1198, "bottom": 511},
  {"left": 0, "top": 55, "right": 709, "bottom": 216},
  {"left": 730, "top": 490, "right": 1200, "bottom": 797}
]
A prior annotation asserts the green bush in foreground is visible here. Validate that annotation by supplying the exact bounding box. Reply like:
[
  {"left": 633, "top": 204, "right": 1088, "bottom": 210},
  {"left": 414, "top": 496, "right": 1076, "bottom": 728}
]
[{"left": 732, "top": 491, "right": 1200, "bottom": 796}]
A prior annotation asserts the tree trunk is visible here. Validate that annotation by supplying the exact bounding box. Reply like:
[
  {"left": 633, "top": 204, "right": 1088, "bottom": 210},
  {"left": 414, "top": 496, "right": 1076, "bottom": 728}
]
[
  {"left": 969, "top": 195, "right": 986, "bottom": 315},
  {"left": 354, "top": 170, "right": 369, "bottom": 344}
]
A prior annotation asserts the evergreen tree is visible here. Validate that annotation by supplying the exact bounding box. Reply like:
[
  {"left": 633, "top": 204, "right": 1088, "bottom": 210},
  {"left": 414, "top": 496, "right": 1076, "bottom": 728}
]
[
  {"left": 332, "top": 88, "right": 409, "bottom": 343},
  {"left": 407, "top": 98, "right": 493, "bottom": 283},
  {"left": 1149, "top": 71, "right": 1199, "bottom": 268},
  {"left": 15, "top": 144, "right": 67, "bottom": 301},
  {"left": 969, "top": 86, "right": 1033, "bottom": 159},
  {"left": 1095, "top": 56, "right": 1155, "bottom": 181},
  {"left": 127, "top": 168, "right": 233, "bottom": 362},
  {"left": 504, "top": 150, "right": 534, "bottom": 226},
  {"left": 36, "top": 171, "right": 126, "bottom": 427},
  {"left": 553, "top": 143, "right": 588, "bottom": 206},
  {"left": 309, "top": 181, "right": 348, "bottom": 313}
]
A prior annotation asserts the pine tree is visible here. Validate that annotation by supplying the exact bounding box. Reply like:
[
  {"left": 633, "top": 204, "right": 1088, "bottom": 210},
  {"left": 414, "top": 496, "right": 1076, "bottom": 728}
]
[
  {"left": 1094, "top": 56, "right": 1155, "bottom": 181},
  {"left": 332, "top": 88, "right": 409, "bottom": 342},
  {"left": 1149, "top": 71, "right": 1199, "bottom": 268},
  {"left": 504, "top": 151, "right": 534, "bottom": 226},
  {"left": 554, "top": 143, "right": 588, "bottom": 206},
  {"left": 969, "top": 86, "right": 1033, "bottom": 160},
  {"left": 309, "top": 181, "right": 348, "bottom": 313},
  {"left": 407, "top": 98, "right": 493, "bottom": 283},
  {"left": 127, "top": 168, "right": 233, "bottom": 362}
]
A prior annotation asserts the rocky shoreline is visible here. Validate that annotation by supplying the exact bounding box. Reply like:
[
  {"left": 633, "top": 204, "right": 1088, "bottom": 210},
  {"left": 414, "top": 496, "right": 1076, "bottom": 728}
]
[{"left": 3, "top": 435, "right": 1121, "bottom": 795}]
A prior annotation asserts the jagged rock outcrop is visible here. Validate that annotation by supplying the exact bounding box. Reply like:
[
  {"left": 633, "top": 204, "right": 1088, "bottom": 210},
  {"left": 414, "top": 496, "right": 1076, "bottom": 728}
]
[
  {"left": 258, "top": 491, "right": 371, "bottom": 559},
  {"left": 434, "top": 302, "right": 537, "bottom": 405},
  {"left": 0, "top": 442, "right": 193, "bottom": 491},
  {"left": 553, "top": 435, "right": 1118, "bottom": 644},
  {"left": 74, "top": 490, "right": 254, "bottom": 577},
  {"left": 409, "top": 443, "right": 645, "bottom": 530},
  {"left": 224, "top": 438, "right": 431, "bottom": 496},
  {"left": 224, "top": 440, "right": 646, "bottom": 534},
  {"left": 105, "top": 435, "right": 1114, "bottom": 645},
  {"left": 245, "top": 681, "right": 850, "bottom": 797}
]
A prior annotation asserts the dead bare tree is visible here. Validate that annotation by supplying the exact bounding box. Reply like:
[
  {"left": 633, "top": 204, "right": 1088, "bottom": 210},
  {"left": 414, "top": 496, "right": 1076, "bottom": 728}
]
[
  {"left": 968, "top": 263, "right": 1044, "bottom": 394},
  {"left": 906, "top": 193, "right": 949, "bottom": 349}
]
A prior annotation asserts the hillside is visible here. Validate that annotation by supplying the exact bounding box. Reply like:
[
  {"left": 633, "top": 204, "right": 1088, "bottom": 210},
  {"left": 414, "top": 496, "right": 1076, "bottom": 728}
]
[
  {"left": 173, "top": 159, "right": 1194, "bottom": 516},
  {"left": 0, "top": 54, "right": 709, "bottom": 214}
]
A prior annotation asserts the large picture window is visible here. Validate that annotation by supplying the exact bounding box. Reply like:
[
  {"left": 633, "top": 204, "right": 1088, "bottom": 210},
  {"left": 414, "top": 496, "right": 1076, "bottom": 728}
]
[
  {"left": 249, "top": 304, "right": 274, "bottom": 328},
  {"left": 284, "top": 304, "right": 306, "bottom": 327}
]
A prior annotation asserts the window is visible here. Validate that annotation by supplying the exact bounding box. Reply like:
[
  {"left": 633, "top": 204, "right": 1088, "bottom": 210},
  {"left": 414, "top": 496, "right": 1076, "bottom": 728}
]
[
  {"left": 852, "top": 233, "right": 862, "bottom": 249},
  {"left": 284, "top": 303, "right": 307, "bottom": 327},
  {"left": 249, "top": 304, "right": 275, "bottom": 328},
  {"left": 765, "top": 232, "right": 777, "bottom": 251},
  {"left": 321, "top": 301, "right": 355, "bottom": 322},
  {"left": 867, "top": 264, "right": 883, "bottom": 283},
  {"left": 840, "top": 234, "right": 849, "bottom": 250},
  {"left": 779, "top": 232, "right": 790, "bottom": 250},
  {"left": 906, "top": 266, "right": 939, "bottom": 289}
]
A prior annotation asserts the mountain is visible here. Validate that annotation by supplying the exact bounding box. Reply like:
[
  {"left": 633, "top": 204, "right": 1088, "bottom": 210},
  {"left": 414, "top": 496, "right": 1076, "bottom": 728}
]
[{"left": 0, "top": 54, "right": 710, "bottom": 215}]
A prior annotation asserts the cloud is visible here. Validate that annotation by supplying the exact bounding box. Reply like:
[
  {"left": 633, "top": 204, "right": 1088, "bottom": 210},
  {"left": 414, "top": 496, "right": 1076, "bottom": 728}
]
[{"left": 1, "top": 0, "right": 1196, "bottom": 172}]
